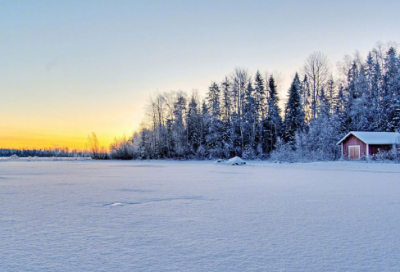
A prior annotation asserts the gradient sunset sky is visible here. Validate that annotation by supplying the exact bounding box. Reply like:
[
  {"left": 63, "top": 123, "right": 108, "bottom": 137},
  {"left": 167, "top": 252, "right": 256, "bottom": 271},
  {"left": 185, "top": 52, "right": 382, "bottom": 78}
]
[{"left": 1, "top": 0, "right": 400, "bottom": 150}]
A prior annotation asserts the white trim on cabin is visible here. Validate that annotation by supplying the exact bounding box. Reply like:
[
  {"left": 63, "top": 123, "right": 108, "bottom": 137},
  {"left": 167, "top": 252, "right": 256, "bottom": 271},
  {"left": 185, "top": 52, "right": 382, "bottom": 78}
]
[
  {"left": 341, "top": 143, "right": 343, "bottom": 159},
  {"left": 348, "top": 145, "right": 361, "bottom": 159},
  {"left": 366, "top": 144, "right": 369, "bottom": 159}
]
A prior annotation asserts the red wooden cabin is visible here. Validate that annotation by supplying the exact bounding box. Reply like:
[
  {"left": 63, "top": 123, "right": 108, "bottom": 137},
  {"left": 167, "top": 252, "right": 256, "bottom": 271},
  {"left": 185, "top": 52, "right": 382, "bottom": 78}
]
[{"left": 337, "top": 131, "right": 400, "bottom": 160}]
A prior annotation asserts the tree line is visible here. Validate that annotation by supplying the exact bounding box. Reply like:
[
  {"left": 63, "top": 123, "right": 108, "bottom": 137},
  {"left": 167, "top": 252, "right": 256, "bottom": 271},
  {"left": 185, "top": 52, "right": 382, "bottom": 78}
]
[
  {"left": 0, "top": 148, "right": 88, "bottom": 158},
  {"left": 101, "top": 42, "right": 400, "bottom": 161}
]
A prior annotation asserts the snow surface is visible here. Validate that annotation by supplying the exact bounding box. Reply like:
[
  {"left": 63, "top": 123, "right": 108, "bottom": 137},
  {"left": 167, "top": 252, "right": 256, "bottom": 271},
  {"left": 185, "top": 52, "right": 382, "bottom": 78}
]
[
  {"left": 337, "top": 131, "right": 400, "bottom": 145},
  {"left": 1, "top": 160, "right": 400, "bottom": 271}
]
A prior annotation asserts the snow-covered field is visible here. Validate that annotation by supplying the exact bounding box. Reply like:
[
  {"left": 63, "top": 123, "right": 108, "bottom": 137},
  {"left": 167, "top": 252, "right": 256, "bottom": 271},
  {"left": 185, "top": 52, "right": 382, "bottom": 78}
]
[{"left": 1, "top": 160, "right": 400, "bottom": 271}]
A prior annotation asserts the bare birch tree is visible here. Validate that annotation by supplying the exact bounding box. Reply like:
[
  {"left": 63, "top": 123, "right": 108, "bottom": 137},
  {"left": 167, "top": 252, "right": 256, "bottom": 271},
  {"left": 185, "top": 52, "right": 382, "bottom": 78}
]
[
  {"left": 87, "top": 132, "right": 100, "bottom": 159},
  {"left": 303, "top": 52, "right": 330, "bottom": 119}
]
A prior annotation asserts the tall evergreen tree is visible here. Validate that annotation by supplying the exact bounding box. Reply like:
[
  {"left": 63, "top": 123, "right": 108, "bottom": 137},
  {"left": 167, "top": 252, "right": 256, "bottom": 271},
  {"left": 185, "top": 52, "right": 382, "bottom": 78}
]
[
  {"left": 206, "top": 82, "right": 223, "bottom": 158},
  {"left": 254, "top": 70, "right": 266, "bottom": 120},
  {"left": 221, "top": 77, "right": 232, "bottom": 121},
  {"left": 254, "top": 71, "right": 266, "bottom": 156},
  {"left": 172, "top": 93, "right": 187, "bottom": 157},
  {"left": 243, "top": 81, "right": 257, "bottom": 157},
  {"left": 263, "top": 75, "right": 282, "bottom": 154},
  {"left": 383, "top": 47, "right": 400, "bottom": 131},
  {"left": 283, "top": 73, "right": 305, "bottom": 144},
  {"left": 187, "top": 92, "right": 202, "bottom": 156}
]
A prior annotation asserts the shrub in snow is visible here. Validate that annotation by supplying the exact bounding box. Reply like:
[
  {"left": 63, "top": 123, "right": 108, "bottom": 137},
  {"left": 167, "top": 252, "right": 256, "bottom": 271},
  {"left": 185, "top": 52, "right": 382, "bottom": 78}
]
[
  {"left": 109, "top": 135, "right": 137, "bottom": 160},
  {"left": 371, "top": 143, "right": 400, "bottom": 163},
  {"left": 269, "top": 123, "right": 342, "bottom": 163},
  {"left": 10, "top": 154, "right": 19, "bottom": 160},
  {"left": 196, "top": 145, "right": 207, "bottom": 160}
]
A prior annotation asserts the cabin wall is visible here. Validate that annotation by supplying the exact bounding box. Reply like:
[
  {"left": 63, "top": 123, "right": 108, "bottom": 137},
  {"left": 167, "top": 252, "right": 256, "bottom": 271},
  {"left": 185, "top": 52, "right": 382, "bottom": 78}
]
[{"left": 343, "top": 135, "right": 367, "bottom": 159}]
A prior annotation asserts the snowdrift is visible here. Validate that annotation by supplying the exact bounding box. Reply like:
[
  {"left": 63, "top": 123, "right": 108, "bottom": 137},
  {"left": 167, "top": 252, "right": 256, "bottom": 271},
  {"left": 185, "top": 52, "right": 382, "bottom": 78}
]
[{"left": 216, "top": 156, "right": 246, "bottom": 165}]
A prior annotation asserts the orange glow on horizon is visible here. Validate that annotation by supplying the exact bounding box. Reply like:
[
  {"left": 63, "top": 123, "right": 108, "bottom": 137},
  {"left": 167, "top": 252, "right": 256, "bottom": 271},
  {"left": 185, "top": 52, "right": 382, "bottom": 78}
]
[
  {"left": 0, "top": 98, "right": 142, "bottom": 151},
  {"left": 0, "top": 121, "right": 139, "bottom": 151},
  {"left": 0, "top": 130, "right": 118, "bottom": 151},
  {"left": 0, "top": 132, "right": 137, "bottom": 151}
]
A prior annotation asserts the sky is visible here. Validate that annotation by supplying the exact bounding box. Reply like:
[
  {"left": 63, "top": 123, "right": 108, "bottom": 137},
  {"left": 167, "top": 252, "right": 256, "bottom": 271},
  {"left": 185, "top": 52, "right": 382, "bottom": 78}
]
[{"left": 1, "top": 0, "right": 400, "bottom": 150}]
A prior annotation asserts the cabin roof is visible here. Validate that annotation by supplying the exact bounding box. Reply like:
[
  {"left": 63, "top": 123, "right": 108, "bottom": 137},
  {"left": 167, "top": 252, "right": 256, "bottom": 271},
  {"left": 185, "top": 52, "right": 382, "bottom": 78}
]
[{"left": 337, "top": 131, "right": 400, "bottom": 145}]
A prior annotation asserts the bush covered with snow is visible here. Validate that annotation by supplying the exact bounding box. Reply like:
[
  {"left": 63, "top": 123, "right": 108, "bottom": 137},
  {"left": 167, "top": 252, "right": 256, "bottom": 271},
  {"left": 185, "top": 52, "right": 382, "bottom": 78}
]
[
  {"left": 371, "top": 143, "right": 400, "bottom": 163},
  {"left": 9, "top": 154, "right": 19, "bottom": 160},
  {"left": 226, "top": 156, "right": 246, "bottom": 165}
]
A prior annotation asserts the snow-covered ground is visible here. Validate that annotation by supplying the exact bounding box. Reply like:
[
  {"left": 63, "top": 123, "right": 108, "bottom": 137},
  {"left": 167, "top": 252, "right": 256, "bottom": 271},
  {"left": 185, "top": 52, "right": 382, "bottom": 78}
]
[{"left": 1, "top": 160, "right": 400, "bottom": 271}]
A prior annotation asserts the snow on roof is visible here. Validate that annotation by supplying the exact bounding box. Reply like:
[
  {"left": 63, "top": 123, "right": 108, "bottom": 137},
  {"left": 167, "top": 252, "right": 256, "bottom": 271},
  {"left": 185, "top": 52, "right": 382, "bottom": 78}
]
[{"left": 337, "top": 131, "right": 400, "bottom": 145}]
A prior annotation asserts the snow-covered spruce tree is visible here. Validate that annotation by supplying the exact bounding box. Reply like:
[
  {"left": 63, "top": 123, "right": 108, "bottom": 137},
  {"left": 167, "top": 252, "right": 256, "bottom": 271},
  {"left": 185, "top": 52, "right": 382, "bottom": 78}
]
[
  {"left": 345, "top": 62, "right": 371, "bottom": 132},
  {"left": 220, "top": 77, "right": 234, "bottom": 158},
  {"left": 186, "top": 91, "right": 202, "bottom": 157},
  {"left": 283, "top": 73, "right": 305, "bottom": 145},
  {"left": 254, "top": 71, "right": 266, "bottom": 120},
  {"left": 365, "top": 50, "right": 384, "bottom": 131},
  {"left": 172, "top": 92, "right": 188, "bottom": 158},
  {"left": 326, "top": 76, "right": 337, "bottom": 115},
  {"left": 254, "top": 71, "right": 266, "bottom": 157},
  {"left": 206, "top": 82, "right": 224, "bottom": 158},
  {"left": 196, "top": 99, "right": 210, "bottom": 159},
  {"left": 221, "top": 76, "right": 232, "bottom": 121},
  {"left": 391, "top": 97, "right": 400, "bottom": 132},
  {"left": 242, "top": 81, "right": 257, "bottom": 158},
  {"left": 300, "top": 75, "right": 312, "bottom": 123},
  {"left": 263, "top": 75, "right": 282, "bottom": 154},
  {"left": 383, "top": 47, "right": 400, "bottom": 131}
]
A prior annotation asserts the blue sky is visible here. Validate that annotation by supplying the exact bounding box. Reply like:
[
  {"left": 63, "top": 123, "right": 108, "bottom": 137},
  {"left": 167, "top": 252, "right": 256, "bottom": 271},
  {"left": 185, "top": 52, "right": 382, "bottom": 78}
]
[{"left": 1, "top": 0, "right": 399, "bottom": 148}]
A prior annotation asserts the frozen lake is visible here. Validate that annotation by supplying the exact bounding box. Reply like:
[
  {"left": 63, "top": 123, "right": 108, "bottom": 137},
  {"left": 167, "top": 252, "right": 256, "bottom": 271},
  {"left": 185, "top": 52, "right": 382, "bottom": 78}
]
[{"left": 1, "top": 160, "right": 400, "bottom": 271}]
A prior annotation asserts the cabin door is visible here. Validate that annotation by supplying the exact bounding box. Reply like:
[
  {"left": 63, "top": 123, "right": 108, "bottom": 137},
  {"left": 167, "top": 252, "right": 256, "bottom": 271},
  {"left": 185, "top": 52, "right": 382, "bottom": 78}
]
[{"left": 348, "top": 145, "right": 360, "bottom": 160}]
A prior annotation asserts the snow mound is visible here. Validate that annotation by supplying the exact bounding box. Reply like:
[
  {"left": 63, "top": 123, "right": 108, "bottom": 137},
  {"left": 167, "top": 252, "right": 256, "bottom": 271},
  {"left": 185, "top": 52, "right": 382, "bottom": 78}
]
[
  {"left": 9, "top": 155, "right": 19, "bottom": 160},
  {"left": 226, "top": 156, "right": 246, "bottom": 165}
]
